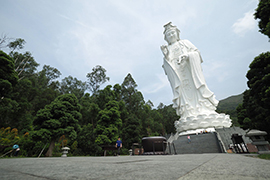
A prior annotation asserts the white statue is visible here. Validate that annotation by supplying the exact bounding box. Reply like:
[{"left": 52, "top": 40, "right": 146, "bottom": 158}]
[{"left": 161, "top": 22, "right": 231, "bottom": 132}]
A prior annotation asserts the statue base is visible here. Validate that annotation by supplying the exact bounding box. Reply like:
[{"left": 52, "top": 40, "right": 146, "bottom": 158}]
[{"left": 175, "top": 113, "right": 231, "bottom": 132}]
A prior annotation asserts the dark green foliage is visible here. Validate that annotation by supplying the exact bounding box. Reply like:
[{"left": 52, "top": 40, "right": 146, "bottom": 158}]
[
  {"left": 0, "top": 51, "right": 19, "bottom": 129},
  {"left": 254, "top": 0, "right": 270, "bottom": 39},
  {"left": 246, "top": 52, "right": 270, "bottom": 109},
  {"left": 0, "top": 50, "right": 18, "bottom": 97},
  {"left": 60, "top": 75, "right": 87, "bottom": 100},
  {"left": 121, "top": 114, "right": 141, "bottom": 148},
  {"left": 33, "top": 94, "right": 81, "bottom": 156},
  {"left": 86, "top": 65, "right": 110, "bottom": 94},
  {"left": 77, "top": 123, "right": 99, "bottom": 156},
  {"left": 79, "top": 93, "right": 100, "bottom": 127},
  {"left": 121, "top": 73, "right": 144, "bottom": 114},
  {"left": 10, "top": 51, "right": 39, "bottom": 80},
  {"left": 94, "top": 100, "right": 122, "bottom": 146},
  {"left": 157, "top": 104, "right": 179, "bottom": 134},
  {"left": 237, "top": 52, "right": 270, "bottom": 141}
]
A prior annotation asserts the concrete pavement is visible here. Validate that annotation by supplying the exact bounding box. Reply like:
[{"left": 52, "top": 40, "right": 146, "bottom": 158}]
[{"left": 1, "top": 154, "right": 270, "bottom": 180}]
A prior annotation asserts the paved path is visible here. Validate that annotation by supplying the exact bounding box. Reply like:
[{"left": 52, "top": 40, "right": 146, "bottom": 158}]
[{"left": 1, "top": 154, "right": 270, "bottom": 180}]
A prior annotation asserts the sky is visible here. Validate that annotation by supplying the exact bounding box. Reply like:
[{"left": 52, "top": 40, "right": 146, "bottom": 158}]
[{"left": 0, "top": 0, "right": 269, "bottom": 107}]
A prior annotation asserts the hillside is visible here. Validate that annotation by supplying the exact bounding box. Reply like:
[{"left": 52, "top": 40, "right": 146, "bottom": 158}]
[
  {"left": 216, "top": 93, "right": 244, "bottom": 126},
  {"left": 217, "top": 93, "right": 244, "bottom": 111}
]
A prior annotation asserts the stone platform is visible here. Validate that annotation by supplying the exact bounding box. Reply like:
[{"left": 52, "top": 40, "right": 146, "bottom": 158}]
[{"left": 1, "top": 154, "right": 270, "bottom": 179}]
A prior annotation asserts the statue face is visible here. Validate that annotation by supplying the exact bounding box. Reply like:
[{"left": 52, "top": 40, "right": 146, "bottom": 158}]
[{"left": 165, "top": 30, "right": 178, "bottom": 44}]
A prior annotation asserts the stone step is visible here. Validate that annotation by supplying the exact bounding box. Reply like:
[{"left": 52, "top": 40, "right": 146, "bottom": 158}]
[{"left": 167, "top": 133, "right": 222, "bottom": 154}]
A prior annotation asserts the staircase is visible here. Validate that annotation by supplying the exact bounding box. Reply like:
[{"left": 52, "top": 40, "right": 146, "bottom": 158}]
[
  {"left": 215, "top": 126, "right": 252, "bottom": 150},
  {"left": 168, "top": 133, "right": 222, "bottom": 154}
]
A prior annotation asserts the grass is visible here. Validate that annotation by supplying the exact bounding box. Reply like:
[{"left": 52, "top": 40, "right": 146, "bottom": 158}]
[{"left": 258, "top": 154, "right": 270, "bottom": 160}]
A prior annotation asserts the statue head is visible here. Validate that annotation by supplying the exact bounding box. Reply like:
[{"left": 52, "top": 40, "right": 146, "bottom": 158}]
[{"left": 163, "top": 22, "right": 180, "bottom": 45}]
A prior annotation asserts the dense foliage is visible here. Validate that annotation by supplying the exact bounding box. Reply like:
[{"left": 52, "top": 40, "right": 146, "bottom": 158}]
[
  {"left": 254, "top": 0, "right": 270, "bottom": 39},
  {"left": 0, "top": 39, "right": 179, "bottom": 157},
  {"left": 33, "top": 94, "right": 82, "bottom": 156},
  {"left": 236, "top": 1, "right": 270, "bottom": 141},
  {"left": 2, "top": 0, "right": 269, "bottom": 156},
  {"left": 237, "top": 52, "right": 270, "bottom": 140}
]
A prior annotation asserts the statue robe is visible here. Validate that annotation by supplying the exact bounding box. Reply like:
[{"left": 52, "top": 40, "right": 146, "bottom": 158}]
[{"left": 163, "top": 39, "right": 218, "bottom": 118}]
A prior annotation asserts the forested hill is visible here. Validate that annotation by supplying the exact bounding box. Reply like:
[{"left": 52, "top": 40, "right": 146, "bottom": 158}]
[
  {"left": 216, "top": 93, "right": 244, "bottom": 126},
  {"left": 217, "top": 93, "right": 244, "bottom": 111}
]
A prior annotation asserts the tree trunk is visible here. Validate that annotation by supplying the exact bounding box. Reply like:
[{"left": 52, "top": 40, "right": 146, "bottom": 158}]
[{"left": 45, "top": 140, "right": 55, "bottom": 157}]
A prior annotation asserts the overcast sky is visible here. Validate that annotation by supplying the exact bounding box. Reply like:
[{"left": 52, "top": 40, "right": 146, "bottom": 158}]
[{"left": 1, "top": 0, "right": 269, "bottom": 107}]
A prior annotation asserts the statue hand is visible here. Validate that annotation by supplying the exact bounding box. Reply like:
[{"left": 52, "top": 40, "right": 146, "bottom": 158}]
[
  {"left": 178, "top": 54, "right": 188, "bottom": 64},
  {"left": 160, "top": 45, "right": 169, "bottom": 59},
  {"left": 180, "top": 54, "right": 188, "bottom": 61}
]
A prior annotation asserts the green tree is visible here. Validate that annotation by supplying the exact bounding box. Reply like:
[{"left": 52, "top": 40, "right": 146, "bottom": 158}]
[
  {"left": 254, "top": 0, "right": 270, "bottom": 39},
  {"left": 121, "top": 73, "right": 144, "bottom": 114},
  {"left": 33, "top": 94, "right": 81, "bottom": 157},
  {"left": 31, "top": 65, "right": 61, "bottom": 115},
  {"left": 237, "top": 52, "right": 270, "bottom": 140},
  {"left": 7, "top": 38, "right": 26, "bottom": 52},
  {"left": 157, "top": 104, "right": 178, "bottom": 134},
  {"left": 0, "top": 51, "right": 19, "bottom": 129},
  {"left": 121, "top": 114, "right": 141, "bottom": 149},
  {"left": 246, "top": 52, "right": 270, "bottom": 109},
  {"left": 0, "top": 50, "right": 18, "bottom": 99},
  {"left": 86, "top": 65, "right": 110, "bottom": 94},
  {"left": 77, "top": 123, "right": 99, "bottom": 156},
  {"left": 10, "top": 51, "right": 39, "bottom": 80},
  {"left": 79, "top": 93, "right": 100, "bottom": 127},
  {"left": 94, "top": 100, "right": 122, "bottom": 146},
  {"left": 60, "top": 75, "right": 87, "bottom": 100}
]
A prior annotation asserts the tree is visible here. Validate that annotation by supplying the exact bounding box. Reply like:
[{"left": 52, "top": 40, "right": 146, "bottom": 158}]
[
  {"left": 60, "top": 75, "right": 87, "bottom": 100},
  {"left": 94, "top": 100, "right": 122, "bottom": 146},
  {"left": 246, "top": 52, "right": 270, "bottom": 109},
  {"left": 77, "top": 123, "right": 99, "bottom": 156},
  {"left": 121, "top": 73, "right": 144, "bottom": 113},
  {"left": 31, "top": 65, "right": 61, "bottom": 115},
  {"left": 0, "top": 51, "right": 18, "bottom": 99},
  {"left": 8, "top": 38, "right": 26, "bottom": 52},
  {"left": 10, "top": 51, "right": 39, "bottom": 80},
  {"left": 33, "top": 94, "right": 81, "bottom": 157},
  {"left": 237, "top": 52, "right": 270, "bottom": 140},
  {"left": 86, "top": 65, "right": 110, "bottom": 94},
  {"left": 0, "top": 51, "right": 19, "bottom": 129},
  {"left": 121, "top": 114, "right": 141, "bottom": 149},
  {"left": 254, "top": 0, "right": 270, "bottom": 39}
]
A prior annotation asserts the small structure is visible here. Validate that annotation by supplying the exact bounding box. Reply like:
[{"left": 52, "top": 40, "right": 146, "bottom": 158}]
[
  {"left": 61, "top": 147, "right": 70, "bottom": 157},
  {"left": 101, "top": 145, "right": 117, "bottom": 156},
  {"left": 142, "top": 136, "right": 167, "bottom": 155},
  {"left": 246, "top": 129, "right": 270, "bottom": 154},
  {"left": 132, "top": 143, "right": 142, "bottom": 155},
  {"left": 231, "top": 134, "right": 249, "bottom": 153}
]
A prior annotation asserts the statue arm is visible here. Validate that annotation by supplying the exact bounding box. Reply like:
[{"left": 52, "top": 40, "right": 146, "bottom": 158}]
[
  {"left": 182, "top": 40, "right": 202, "bottom": 63},
  {"left": 160, "top": 45, "right": 169, "bottom": 60}
]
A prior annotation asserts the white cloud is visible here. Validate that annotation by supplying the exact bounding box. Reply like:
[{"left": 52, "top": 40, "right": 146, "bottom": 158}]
[{"left": 232, "top": 10, "right": 256, "bottom": 36}]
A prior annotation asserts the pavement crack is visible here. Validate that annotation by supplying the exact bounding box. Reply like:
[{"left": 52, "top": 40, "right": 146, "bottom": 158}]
[
  {"left": 177, "top": 155, "right": 218, "bottom": 179},
  {"left": 114, "top": 159, "right": 150, "bottom": 164},
  {"left": 1, "top": 168, "right": 56, "bottom": 180}
]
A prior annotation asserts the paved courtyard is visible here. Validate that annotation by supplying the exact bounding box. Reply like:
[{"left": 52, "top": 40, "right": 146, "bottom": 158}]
[{"left": 1, "top": 154, "right": 270, "bottom": 180}]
